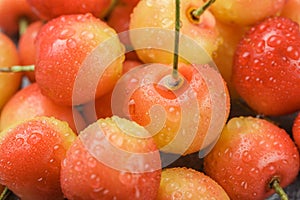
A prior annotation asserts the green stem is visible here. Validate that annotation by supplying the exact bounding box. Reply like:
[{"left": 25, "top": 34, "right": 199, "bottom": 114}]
[
  {"left": 19, "top": 17, "right": 29, "bottom": 36},
  {"left": 172, "top": 0, "right": 180, "bottom": 81},
  {"left": 270, "top": 179, "right": 289, "bottom": 200},
  {"left": 192, "top": 0, "right": 215, "bottom": 21},
  {"left": 0, "top": 187, "right": 11, "bottom": 200},
  {"left": 0, "top": 65, "right": 35, "bottom": 72}
]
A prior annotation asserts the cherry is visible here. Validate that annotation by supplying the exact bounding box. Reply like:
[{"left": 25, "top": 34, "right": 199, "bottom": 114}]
[
  {"left": 0, "top": 116, "right": 77, "bottom": 200},
  {"left": 204, "top": 116, "right": 300, "bottom": 200}
]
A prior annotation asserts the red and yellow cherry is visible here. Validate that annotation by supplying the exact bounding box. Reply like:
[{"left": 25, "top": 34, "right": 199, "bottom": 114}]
[
  {"left": 112, "top": 62, "right": 230, "bottom": 156},
  {"left": 18, "top": 20, "right": 44, "bottom": 82},
  {"left": 26, "top": 0, "right": 115, "bottom": 20},
  {"left": 0, "top": 116, "right": 77, "bottom": 200},
  {"left": 209, "top": 0, "right": 287, "bottom": 26},
  {"left": 204, "top": 116, "right": 300, "bottom": 200},
  {"left": 0, "top": 0, "right": 38, "bottom": 36},
  {"left": 129, "top": 0, "right": 222, "bottom": 64},
  {"left": 157, "top": 167, "right": 230, "bottom": 200},
  {"left": 0, "top": 32, "right": 23, "bottom": 110},
  {"left": 35, "top": 13, "right": 125, "bottom": 106},
  {"left": 0, "top": 83, "right": 86, "bottom": 133},
  {"left": 60, "top": 116, "right": 161, "bottom": 200}
]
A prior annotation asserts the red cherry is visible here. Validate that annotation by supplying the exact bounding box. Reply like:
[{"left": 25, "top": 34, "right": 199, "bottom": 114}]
[
  {"left": 26, "top": 0, "right": 115, "bottom": 20},
  {"left": 18, "top": 20, "right": 44, "bottom": 82},
  {"left": 232, "top": 16, "right": 300, "bottom": 116}
]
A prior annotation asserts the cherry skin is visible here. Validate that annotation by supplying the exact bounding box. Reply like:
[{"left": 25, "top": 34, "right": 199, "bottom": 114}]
[
  {"left": 0, "top": 0, "right": 38, "bottom": 36},
  {"left": 0, "top": 32, "right": 23, "bottom": 110},
  {"left": 0, "top": 116, "right": 77, "bottom": 200},
  {"left": 213, "top": 20, "right": 247, "bottom": 98},
  {"left": 209, "top": 0, "right": 287, "bottom": 26},
  {"left": 281, "top": 0, "right": 300, "bottom": 25},
  {"left": 292, "top": 112, "right": 300, "bottom": 150},
  {"left": 26, "top": 0, "right": 115, "bottom": 20},
  {"left": 157, "top": 167, "right": 230, "bottom": 199},
  {"left": 0, "top": 83, "right": 86, "bottom": 133},
  {"left": 18, "top": 20, "right": 44, "bottom": 82}
]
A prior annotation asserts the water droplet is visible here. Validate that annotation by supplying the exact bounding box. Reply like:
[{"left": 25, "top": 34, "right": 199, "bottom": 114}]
[
  {"left": 59, "top": 28, "right": 76, "bottom": 40},
  {"left": 286, "top": 46, "right": 299, "bottom": 60},
  {"left": 146, "top": 0, "right": 154, "bottom": 7},
  {"left": 235, "top": 166, "right": 243, "bottom": 175},
  {"left": 15, "top": 137, "right": 24, "bottom": 147},
  {"left": 242, "top": 150, "right": 252, "bottom": 163},
  {"left": 80, "top": 31, "right": 95, "bottom": 40},
  {"left": 255, "top": 40, "right": 265, "bottom": 53},
  {"left": 172, "top": 191, "right": 183, "bottom": 199},
  {"left": 267, "top": 35, "right": 282, "bottom": 47},
  {"left": 28, "top": 132, "right": 42, "bottom": 145},
  {"left": 37, "top": 177, "right": 43, "bottom": 182},
  {"left": 241, "top": 181, "right": 248, "bottom": 189},
  {"left": 90, "top": 174, "right": 102, "bottom": 191},
  {"left": 161, "top": 18, "right": 173, "bottom": 28},
  {"left": 65, "top": 39, "right": 77, "bottom": 50},
  {"left": 74, "top": 161, "right": 83, "bottom": 171}
]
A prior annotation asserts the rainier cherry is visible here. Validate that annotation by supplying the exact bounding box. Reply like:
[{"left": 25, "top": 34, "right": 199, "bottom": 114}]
[
  {"left": 157, "top": 167, "right": 230, "bottom": 199},
  {"left": 60, "top": 116, "right": 161, "bottom": 200},
  {"left": 35, "top": 13, "right": 125, "bottom": 106},
  {"left": 112, "top": 62, "right": 230, "bottom": 156},
  {"left": 204, "top": 116, "right": 300, "bottom": 200},
  {"left": 209, "top": 0, "right": 287, "bottom": 26},
  {"left": 129, "top": 0, "right": 222, "bottom": 64},
  {"left": 0, "top": 83, "right": 86, "bottom": 133},
  {"left": 232, "top": 16, "right": 300, "bottom": 116},
  {"left": 0, "top": 116, "right": 77, "bottom": 200}
]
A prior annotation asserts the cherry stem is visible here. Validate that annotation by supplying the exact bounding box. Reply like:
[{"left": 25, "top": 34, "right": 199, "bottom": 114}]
[
  {"left": 0, "top": 187, "right": 11, "bottom": 200},
  {"left": 172, "top": 0, "right": 180, "bottom": 82},
  {"left": 19, "top": 17, "right": 29, "bottom": 36},
  {"left": 270, "top": 178, "right": 289, "bottom": 200},
  {"left": 191, "top": 0, "right": 215, "bottom": 21},
  {"left": 0, "top": 65, "right": 35, "bottom": 72}
]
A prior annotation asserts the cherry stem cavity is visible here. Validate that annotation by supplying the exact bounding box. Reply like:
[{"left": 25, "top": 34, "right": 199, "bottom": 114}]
[
  {"left": 172, "top": 0, "right": 180, "bottom": 82},
  {"left": 0, "top": 187, "right": 11, "bottom": 200},
  {"left": 191, "top": 0, "right": 215, "bottom": 21},
  {"left": 0, "top": 65, "right": 35, "bottom": 72},
  {"left": 270, "top": 178, "right": 289, "bottom": 200}
]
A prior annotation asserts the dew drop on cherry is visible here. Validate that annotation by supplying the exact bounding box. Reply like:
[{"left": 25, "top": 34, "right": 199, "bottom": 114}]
[{"left": 27, "top": 132, "right": 42, "bottom": 145}]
